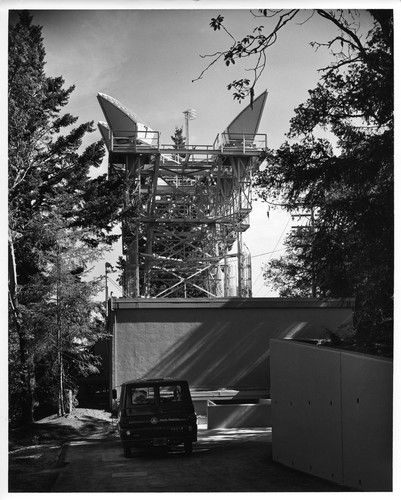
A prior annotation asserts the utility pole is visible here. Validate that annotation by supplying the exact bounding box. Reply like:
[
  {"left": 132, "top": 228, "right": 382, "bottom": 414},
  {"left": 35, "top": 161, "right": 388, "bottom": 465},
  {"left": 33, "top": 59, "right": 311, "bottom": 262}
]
[
  {"left": 310, "top": 207, "right": 316, "bottom": 298},
  {"left": 237, "top": 231, "right": 242, "bottom": 297},
  {"left": 105, "top": 262, "right": 116, "bottom": 313},
  {"left": 105, "top": 263, "right": 109, "bottom": 307},
  {"left": 291, "top": 206, "right": 317, "bottom": 298},
  {"left": 134, "top": 230, "right": 140, "bottom": 297}
]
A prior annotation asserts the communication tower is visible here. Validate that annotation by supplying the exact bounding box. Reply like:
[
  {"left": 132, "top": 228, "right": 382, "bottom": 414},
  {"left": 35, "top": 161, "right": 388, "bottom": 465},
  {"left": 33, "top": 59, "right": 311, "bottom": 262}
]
[{"left": 97, "top": 92, "right": 267, "bottom": 298}]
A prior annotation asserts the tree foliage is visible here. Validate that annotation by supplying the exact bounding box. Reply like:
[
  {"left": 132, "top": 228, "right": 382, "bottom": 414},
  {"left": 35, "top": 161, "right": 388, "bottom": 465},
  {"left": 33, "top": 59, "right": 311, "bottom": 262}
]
[
  {"left": 171, "top": 126, "right": 186, "bottom": 148},
  {"left": 170, "top": 126, "right": 186, "bottom": 161},
  {"left": 200, "top": 9, "right": 394, "bottom": 356},
  {"left": 8, "top": 11, "right": 122, "bottom": 424}
]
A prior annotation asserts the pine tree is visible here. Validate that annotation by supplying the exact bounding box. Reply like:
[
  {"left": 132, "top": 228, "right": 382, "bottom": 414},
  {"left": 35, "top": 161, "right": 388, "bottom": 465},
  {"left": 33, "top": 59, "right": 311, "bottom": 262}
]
[
  {"left": 22, "top": 215, "right": 106, "bottom": 415},
  {"left": 8, "top": 11, "right": 123, "bottom": 423},
  {"left": 171, "top": 126, "right": 186, "bottom": 149},
  {"left": 171, "top": 126, "right": 186, "bottom": 161}
]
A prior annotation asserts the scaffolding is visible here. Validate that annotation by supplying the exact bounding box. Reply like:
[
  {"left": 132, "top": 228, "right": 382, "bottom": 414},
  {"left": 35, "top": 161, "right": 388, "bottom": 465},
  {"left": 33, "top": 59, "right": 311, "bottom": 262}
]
[{"left": 97, "top": 92, "right": 267, "bottom": 298}]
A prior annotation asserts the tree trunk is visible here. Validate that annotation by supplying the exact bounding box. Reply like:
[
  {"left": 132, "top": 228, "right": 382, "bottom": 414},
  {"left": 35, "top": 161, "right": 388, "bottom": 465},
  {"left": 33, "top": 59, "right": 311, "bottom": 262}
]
[
  {"left": 58, "top": 351, "right": 64, "bottom": 416},
  {"left": 56, "top": 249, "right": 65, "bottom": 417},
  {"left": 9, "top": 234, "right": 35, "bottom": 424}
]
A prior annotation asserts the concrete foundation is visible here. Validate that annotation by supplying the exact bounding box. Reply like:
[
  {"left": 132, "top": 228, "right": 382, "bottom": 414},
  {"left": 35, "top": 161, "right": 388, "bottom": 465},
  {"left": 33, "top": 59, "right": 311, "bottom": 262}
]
[{"left": 207, "top": 399, "right": 272, "bottom": 429}]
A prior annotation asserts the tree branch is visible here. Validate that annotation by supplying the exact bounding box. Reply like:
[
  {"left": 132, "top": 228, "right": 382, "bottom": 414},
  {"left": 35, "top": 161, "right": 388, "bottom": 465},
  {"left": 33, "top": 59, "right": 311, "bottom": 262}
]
[{"left": 316, "top": 10, "right": 367, "bottom": 60}]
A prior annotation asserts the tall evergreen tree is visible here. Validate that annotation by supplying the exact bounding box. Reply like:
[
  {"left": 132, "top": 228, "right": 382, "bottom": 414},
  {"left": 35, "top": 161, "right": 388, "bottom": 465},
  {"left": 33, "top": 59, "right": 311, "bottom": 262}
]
[
  {"left": 21, "top": 215, "right": 106, "bottom": 416},
  {"left": 8, "top": 11, "right": 123, "bottom": 423}
]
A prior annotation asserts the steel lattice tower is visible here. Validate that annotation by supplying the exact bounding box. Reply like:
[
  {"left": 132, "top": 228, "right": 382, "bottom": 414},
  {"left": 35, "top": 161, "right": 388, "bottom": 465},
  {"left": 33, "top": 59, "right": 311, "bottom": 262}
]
[{"left": 97, "top": 92, "right": 267, "bottom": 298}]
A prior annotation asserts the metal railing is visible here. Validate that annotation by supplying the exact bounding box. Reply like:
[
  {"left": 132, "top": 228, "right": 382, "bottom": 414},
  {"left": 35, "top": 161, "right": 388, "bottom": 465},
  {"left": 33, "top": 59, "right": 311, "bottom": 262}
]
[
  {"left": 110, "top": 129, "right": 160, "bottom": 152},
  {"left": 109, "top": 130, "right": 266, "bottom": 156},
  {"left": 213, "top": 132, "right": 267, "bottom": 153}
]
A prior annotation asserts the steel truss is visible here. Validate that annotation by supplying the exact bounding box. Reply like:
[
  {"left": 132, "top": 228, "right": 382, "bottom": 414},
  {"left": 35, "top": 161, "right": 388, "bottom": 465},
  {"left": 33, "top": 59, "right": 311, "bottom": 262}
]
[{"left": 98, "top": 93, "right": 267, "bottom": 298}]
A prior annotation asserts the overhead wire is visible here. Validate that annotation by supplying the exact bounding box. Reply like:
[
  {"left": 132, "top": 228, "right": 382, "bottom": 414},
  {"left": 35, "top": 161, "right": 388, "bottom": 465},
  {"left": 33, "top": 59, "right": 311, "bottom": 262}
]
[
  {"left": 252, "top": 216, "right": 292, "bottom": 296},
  {"left": 251, "top": 247, "right": 286, "bottom": 259},
  {"left": 107, "top": 275, "right": 128, "bottom": 297},
  {"left": 105, "top": 218, "right": 292, "bottom": 298}
]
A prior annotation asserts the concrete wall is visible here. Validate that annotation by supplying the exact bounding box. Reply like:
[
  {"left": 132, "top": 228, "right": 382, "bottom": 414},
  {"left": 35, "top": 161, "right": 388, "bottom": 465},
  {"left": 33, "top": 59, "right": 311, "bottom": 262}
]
[
  {"left": 109, "top": 297, "right": 354, "bottom": 398},
  {"left": 270, "top": 339, "right": 393, "bottom": 491},
  {"left": 207, "top": 399, "right": 272, "bottom": 429}
]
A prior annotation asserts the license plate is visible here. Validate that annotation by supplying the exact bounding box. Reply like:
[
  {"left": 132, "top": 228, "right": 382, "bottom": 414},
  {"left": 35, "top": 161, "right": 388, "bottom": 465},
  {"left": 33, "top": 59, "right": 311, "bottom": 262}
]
[{"left": 153, "top": 438, "right": 167, "bottom": 446}]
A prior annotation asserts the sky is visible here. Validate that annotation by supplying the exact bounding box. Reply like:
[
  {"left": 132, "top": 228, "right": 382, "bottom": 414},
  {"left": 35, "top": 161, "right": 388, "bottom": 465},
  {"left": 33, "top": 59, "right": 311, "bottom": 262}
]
[
  {"left": 2, "top": 4, "right": 398, "bottom": 489},
  {"left": 3, "top": 1, "right": 396, "bottom": 299}
]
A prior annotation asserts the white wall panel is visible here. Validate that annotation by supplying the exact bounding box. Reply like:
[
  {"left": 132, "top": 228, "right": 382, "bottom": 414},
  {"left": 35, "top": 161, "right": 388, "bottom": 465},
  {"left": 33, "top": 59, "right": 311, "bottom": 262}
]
[
  {"left": 341, "top": 353, "right": 393, "bottom": 491},
  {"left": 270, "top": 339, "right": 393, "bottom": 491},
  {"left": 271, "top": 341, "right": 343, "bottom": 484}
]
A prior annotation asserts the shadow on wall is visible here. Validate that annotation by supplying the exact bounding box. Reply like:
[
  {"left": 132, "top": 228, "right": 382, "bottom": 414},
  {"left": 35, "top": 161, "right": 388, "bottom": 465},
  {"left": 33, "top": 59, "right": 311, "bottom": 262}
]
[
  {"left": 114, "top": 301, "right": 353, "bottom": 391},
  {"left": 144, "top": 318, "right": 270, "bottom": 389}
]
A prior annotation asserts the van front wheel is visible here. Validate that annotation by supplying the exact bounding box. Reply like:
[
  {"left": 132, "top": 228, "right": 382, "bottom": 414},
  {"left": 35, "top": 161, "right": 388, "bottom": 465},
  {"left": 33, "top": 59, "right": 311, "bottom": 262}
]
[
  {"left": 184, "top": 441, "right": 193, "bottom": 454},
  {"left": 124, "top": 446, "right": 132, "bottom": 458}
]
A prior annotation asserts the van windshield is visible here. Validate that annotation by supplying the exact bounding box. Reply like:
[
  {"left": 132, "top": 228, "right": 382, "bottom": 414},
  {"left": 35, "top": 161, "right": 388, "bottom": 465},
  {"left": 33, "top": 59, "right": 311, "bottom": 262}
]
[
  {"left": 127, "top": 386, "right": 155, "bottom": 406},
  {"left": 159, "top": 384, "right": 185, "bottom": 404}
]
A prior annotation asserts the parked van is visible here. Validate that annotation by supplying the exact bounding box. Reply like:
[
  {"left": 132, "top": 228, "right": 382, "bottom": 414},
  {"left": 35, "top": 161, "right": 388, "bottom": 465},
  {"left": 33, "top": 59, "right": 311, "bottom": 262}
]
[{"left": 115, "top": 378, "right": 197, "bottom": 457}]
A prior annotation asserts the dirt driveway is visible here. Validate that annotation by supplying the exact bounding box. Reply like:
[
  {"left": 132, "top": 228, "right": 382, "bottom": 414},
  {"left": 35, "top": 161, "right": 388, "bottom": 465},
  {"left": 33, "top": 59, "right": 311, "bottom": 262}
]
[{"left": 8, "top": 408, "right": 115, "bottom": 492}]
